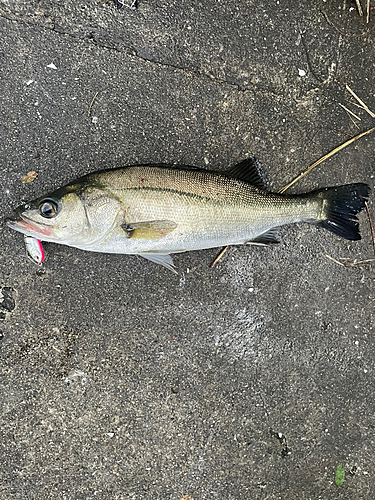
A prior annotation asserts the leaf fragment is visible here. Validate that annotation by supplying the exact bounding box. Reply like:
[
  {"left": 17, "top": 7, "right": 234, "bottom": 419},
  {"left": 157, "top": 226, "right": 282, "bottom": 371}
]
[
  {"left": 21, "top": 171, "right": 38, "bottom": 184},
  {"left": 335, "top": 464, "right": 345, "bottom": 487}
]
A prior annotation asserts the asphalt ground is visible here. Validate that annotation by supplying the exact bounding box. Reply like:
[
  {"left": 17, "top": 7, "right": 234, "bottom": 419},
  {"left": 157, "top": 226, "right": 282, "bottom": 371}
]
[{"left": 0, "top": 1, "right": 374, "bottom": 498}]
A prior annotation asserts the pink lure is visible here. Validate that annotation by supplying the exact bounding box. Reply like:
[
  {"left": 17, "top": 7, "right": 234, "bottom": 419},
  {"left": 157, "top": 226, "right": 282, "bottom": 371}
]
[{"left": 24, "top": 236, "right": 45, "bottom": 264}]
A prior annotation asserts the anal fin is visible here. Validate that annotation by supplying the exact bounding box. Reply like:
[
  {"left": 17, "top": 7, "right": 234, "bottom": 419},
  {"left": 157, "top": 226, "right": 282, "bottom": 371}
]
[
  {"left": 246, "top": 228, "right": 279, "bottom": 246},
  {"left": 138, "top": 253, "right": 177, "bottom": 273}
]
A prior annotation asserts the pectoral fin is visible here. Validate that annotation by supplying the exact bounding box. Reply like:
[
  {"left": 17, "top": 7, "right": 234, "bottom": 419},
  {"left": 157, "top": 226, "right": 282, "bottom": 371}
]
[
  {"left": 139, "top": 253, "right": 177, "bottom": 273},
  {"left": 121, "top": 220, "right": 177, "bottom": 240}
]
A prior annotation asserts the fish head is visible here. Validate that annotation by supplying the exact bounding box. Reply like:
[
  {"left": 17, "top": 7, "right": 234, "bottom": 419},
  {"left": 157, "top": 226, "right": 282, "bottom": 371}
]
[{"left": 7, "top": 181, "right": 122, "bottom": 247}]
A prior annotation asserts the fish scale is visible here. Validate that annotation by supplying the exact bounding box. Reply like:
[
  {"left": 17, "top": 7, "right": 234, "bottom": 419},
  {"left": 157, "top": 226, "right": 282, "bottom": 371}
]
[{"left": 94, "top": 167, "right": 318, "bottom": 249}]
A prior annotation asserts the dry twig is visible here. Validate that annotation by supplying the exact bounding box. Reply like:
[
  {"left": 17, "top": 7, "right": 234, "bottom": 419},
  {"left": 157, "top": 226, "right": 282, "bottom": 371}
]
[
  {"left": 88, "top": 92, "right": 99, "bottom": 117},
  {"left": 278, "top": 127, "right": 375, "bottom": 194},
  {"left": 321, "top": 10, "right": 346, "bottom": 35},
  {"left": 346, "top": 85, "right": 375, "bottom": 118},
  {"left": 367, "top": 0, "right": 371, "bottom": 23},
  {"left": 323, "top": 127, "right": 352, "bottom": 138},
  {"left": 346, "top": 100, "right": 366, "bottom": 110},
  {"left": 323, "top": 248, "right": 375, "bottom": 267},
  {"left": 342, "top": 108, "right": 360, "bottom": 129},
  {"left": 324, "top": 254, "right": 375, "bottom": 267},
  {"left": 355, "top": 0, "right": 364, "bottom": 16},
  {"left": 338, "top": 103, "right": 361, "bottom": 121},
  {"left": 365, "top": 202, "right": 375, "bottom": 255},
  {"left": 211, "top": 246, "right": 229, "bottom": 267},
  {"left": 324, "top": 253, "right": 346, "bottom": 266}
]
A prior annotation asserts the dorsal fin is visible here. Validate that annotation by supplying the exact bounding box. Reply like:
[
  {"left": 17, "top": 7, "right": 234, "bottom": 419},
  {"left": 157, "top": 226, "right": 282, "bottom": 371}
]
[{"left": 226, "top": 157, "right": 267, "bottom": 189}]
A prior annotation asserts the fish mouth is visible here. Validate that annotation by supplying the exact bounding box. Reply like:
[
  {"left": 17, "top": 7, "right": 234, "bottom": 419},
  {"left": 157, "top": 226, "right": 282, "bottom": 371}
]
[{"left": 7, "top": 214, "right": 52, "bottom": 237}]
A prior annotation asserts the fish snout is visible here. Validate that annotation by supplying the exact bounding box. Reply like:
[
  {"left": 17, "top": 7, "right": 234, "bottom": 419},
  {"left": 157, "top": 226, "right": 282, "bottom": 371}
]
[{"left": 7, "top": 211, "right": 52, "bottom": 237}]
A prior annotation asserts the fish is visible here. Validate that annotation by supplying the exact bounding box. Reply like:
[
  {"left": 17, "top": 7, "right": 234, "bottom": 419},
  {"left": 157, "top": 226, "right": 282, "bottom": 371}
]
[{"left": 7, "top": 157, "right": 370, "bottom": 272}]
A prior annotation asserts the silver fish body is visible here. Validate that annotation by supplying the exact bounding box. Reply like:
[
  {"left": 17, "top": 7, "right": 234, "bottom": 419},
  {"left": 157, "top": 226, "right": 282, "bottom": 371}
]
[{"left": 7, "top": 159, "right": 370, "bottom": 271}]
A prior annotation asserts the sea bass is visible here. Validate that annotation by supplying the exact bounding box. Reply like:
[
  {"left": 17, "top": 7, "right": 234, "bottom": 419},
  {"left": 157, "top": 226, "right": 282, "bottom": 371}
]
[{"left": 7, "top": 158, "right": 370, "bottom": 271}]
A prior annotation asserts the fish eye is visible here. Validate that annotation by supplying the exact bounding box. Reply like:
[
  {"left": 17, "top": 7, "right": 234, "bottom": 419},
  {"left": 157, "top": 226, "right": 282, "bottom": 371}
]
[{"left": 39, "top": 199, "right": 59, "bottom": 218}]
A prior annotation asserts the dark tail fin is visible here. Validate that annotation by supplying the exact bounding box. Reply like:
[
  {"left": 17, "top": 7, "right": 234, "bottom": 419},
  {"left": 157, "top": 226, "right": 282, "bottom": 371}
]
[{"left": 314, "top": 183, "right": 370, "bottom": 240}]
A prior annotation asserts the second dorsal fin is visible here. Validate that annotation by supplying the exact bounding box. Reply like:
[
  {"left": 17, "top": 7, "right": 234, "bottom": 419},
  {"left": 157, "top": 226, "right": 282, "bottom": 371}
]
[{"left": 226, "top": 157, "right": 267, "bottom": 189}]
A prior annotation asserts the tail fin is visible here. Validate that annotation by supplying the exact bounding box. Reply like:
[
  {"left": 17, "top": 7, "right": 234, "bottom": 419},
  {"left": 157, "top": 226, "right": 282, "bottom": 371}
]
[{"left": 314, "top": 183, "right": 370, "bottom": 240}]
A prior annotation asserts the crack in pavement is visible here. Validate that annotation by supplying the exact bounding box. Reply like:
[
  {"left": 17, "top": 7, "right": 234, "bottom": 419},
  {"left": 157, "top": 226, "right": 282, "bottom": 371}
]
[{"left": 0, "top": 8, "right": 251, "bottom": 94}]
